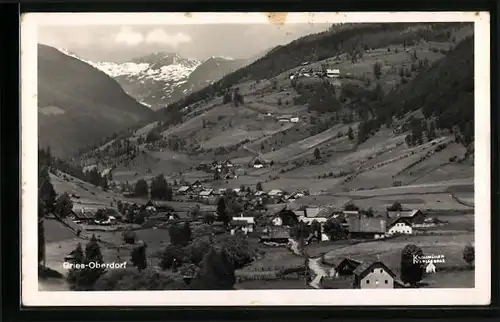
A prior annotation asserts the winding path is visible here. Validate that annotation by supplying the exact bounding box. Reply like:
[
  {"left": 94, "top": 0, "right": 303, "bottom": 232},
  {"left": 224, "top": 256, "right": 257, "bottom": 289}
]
[{"left": 287, "top": 238, "right": 337, "bottom": 289}]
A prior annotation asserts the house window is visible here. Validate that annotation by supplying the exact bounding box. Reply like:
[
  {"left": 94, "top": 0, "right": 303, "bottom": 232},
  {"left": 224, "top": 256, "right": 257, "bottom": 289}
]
[
  {"left": 380, "top": 269, "right": 383, "bottom": 273},
  {"left": 385, "top": 280, "right": 388, "bottom": 284},
  {"left": 366, "top": 280, "right": 370, "bottom": 284}
]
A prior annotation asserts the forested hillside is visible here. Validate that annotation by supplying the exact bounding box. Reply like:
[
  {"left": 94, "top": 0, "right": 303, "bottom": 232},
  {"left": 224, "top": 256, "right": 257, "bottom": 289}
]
[{"left": 161, "top": 22, "right": 469, "bottom": 114}]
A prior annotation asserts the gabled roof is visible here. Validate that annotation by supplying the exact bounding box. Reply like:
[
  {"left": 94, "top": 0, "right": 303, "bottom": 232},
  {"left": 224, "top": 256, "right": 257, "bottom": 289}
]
[
  {"left": 353, "top": 261, "right": 397, "bottom": 280},
  {"left": 254, "top": 190, "right": 267, "bottom": 196},
  {"left": 329, "top": 257, "right": 364, "bottom": 268},
  {"left": 387, "top": 217, "right": 412, "bottom": 228},
  {"left": 387, "top": 210, "right": 422, "bottom": 218},
  {"left": 178, "top": 186, "right": 191, "bottom": 192},
  {"left": 347, "top": 217, "right": 387, "bottom": 233},
  {"left": 199, "top": 189, "right": 213, "bottom": 196},
  {"left": 343, "top": 210, "right": 360, "bottom": 216}
]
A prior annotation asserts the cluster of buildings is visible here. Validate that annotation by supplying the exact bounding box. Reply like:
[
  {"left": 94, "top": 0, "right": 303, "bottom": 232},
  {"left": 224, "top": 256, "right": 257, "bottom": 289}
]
[
  {"left": 289, "top": 67, "right": 341, "bottom": 80},
  {"left": 321, "top": 258, "right": 406, "bottom": 289},
  {"left": 260, "top": 206, "right": 428, "bottom": 243}
]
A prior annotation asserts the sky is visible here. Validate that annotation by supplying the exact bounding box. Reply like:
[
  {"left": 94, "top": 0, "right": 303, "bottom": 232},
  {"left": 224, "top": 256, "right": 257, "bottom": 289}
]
[{"left": 38, "top": 23, "right": 331, "bottom": 63}]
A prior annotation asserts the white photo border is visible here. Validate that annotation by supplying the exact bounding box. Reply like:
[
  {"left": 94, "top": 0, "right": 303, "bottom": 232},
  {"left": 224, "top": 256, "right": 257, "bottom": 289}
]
[{"left": 21, "top": 11, "right": 491, "bottom": 306}]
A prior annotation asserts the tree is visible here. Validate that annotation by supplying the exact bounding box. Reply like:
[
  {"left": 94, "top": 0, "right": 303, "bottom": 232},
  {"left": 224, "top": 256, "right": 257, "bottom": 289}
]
[
  {"left": 313, "top": 147, "right": 321, "bottom": 160},
  {"left": 463, "top": 243, "right": 475, "bottom": 268},
  {"left": 344, "top": 203, "right": 359, "bottom": 211},
  {"left": 54, "top": 192, "right": 73, "bottom": 218},
  {"left": 387, "top": 202, "right": 403, "bottom": 211},
  {"left": 347, "top": 126, "right": 354, "bottom": 140},
  {"left": 219, "top": 234, "right": 257, "bottom": 269},
  {"left": 122, "top": 227, "right": 137, "bottom": 244},
  {"left": 131, "top": 242, "right": 148, "bottom": 271},
  {"left": 190, "top": 248, "right": 236, "bottom": 290},
  {"left": 427, "top": 121, "right": 437, "bottom": 141},
  {"left": 134, "top": 179, "right": 149, "bottom": 198},
  {"left": 357, "top": 121, "right": 368, "bottom": 144},
  {"left": 202, "top": 212, "right": 216, "bottom": 224},
  {"left": 146, "top": 129, "right": 162, "bottom": 143},
  {"left": 216, "top": 197, "right": 229, "bottom": 227},
  {"left": 277, "top": 98, "right": 282, "bottom": 106},
  {"left": 256, "top": 182, "right": 263, "bottom": 191},
  {"left": 169, "top": 223, "right": 192, "bottom": 247},
  {"left": 151, "top": 174, "right": 173, "bottom": 201},
  {"left": 373, "top": 62, "right": 382, "bottom": 80},
  {"left": 68, "top": 235, "right": 106, "bottom": 290},
  {"left": 310, "top": 220, "right": 322, "bottom": 241},
  {"left": 190, "top": 204, "right": 201, "bottom": 220},
  {"left": 39, "top": 166, "right": 56, "bottom": 214},
  {"left": 323, "top": 218, "right": 348, "bottom": 241},
  {"left": 400, "top": 244, "right": 425, "bottom": 287},
  {"left": 38, "top": 199, "right": 46, "bottom": 266},
  {"left": 365, "top": 207, "right": 375, "bottom": 217}
]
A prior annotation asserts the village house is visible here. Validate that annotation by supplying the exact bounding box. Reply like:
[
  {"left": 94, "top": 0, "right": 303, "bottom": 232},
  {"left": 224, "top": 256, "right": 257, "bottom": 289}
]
[
  {"left": 386, "top": 217, "right": 413, "bottom": 236},
  {"left": 148, "top": 211, "right": 180, "bottom": 223},
  {"left": 353, "top": 261, "right": 404, "bottom": 289},
  {"left": 72, "top": 209, "right": 96, "bottom": 224},
  {"left": 326, "top": 68, "right": 340, "bottom": 78},
  {"left": 272, "top": 206, "right": 299, "bottom": 226},
  {"left": 387, "top": 209, "right": 426, "bottom": 225},
  {"left": 191, "top": 180, "right": 203, "bottom": 190},
  {"left": 347, "top": 216, "right": 387, "bottom": 239},
  {"left": 277, "top": 114, "right": 293, "bottom": 122},
  {"left": 259, "top": 226, "right": 291, "bottom": 244},
  {"left": 176, "top": 185, "right": 193, "bottom": 195},
  {"left": 325, "top": 257, "right": 363, "bottom": 276},
  {"left": 230, "top": 215, "right": 255, "bottom": 234},
  {"left": 254, "top": 190, "right": 267, "bottom": 197},
  {"left": 268, "top": 189, "right": 283, "bottom": 199},
  {"left": 249, "top": 156, "right": 270, "bottom": 169},
  {"left": 199, "top": 189, "right": 213, "bottom": 199}
]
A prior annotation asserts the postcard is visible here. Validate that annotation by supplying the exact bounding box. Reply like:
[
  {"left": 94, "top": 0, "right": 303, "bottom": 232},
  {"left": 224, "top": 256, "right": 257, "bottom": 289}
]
[{"left": 21, "top": 11, "right": 490, "bottom": 306}]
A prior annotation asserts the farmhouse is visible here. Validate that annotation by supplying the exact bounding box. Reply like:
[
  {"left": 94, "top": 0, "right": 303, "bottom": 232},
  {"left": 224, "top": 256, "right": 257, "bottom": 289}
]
[
  {"left": 199, "top": 189, "right": 213, "bottom": 198},
  {"left": 386, "top": 217, "right": 413, "bottom": 235},
  {"left": 191, "top": 180, "right": 203, "bottom": 189},
  {"left": 268, "top": 189, "right": 283, "bottom": 198},
  {"left": 387, "top": 209, "right": 426, "bottom": 225},
  {"left": 326, "top": 68, "right": 340, "bottom": 78},
  {"left": 259, "top": 226, "right": 291, "bottom": 244},
  {"left": 254, "top": 190, "right": 267, "bottom": 197},
  {"left": 272, "top": 206, "right": 299, "bottom": 226},
  {"left": 327, "top": 257, "right": 363, "bottom": 276},
  {"left": 249, "top": 156, "right": 270, "bottom": 169},
  {"left": 72, "top": 209, "right": 96, "bottom": 224},
  {"left": 353, "top": 261, "right": 403, "bottom": 289},
  {"left": 230, "top": 216, "right": 255, "bottom": 234},
  {"left": 177, "top": 186, "right": 193, "bottom": 195},
  {"left": 277, "top": 114, "right": 293, "bottom": 122},
  {"left": 290, "top": 117, "right": 300, "bottom": 123},
  {"left": 347, "top": 216, "right": 387, "bottom": 239}
]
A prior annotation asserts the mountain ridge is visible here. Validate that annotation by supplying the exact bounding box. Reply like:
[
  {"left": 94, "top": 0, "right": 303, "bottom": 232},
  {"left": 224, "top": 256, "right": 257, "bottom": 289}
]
[{"left": 38, "top": 44, "right": 155, "bottom": 158}]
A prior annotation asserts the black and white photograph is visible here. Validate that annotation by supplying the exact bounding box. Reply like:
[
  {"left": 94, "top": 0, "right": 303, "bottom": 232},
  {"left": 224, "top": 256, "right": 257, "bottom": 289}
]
[{"left": 22, "top": 12, "right": 490, "bottom": 306}]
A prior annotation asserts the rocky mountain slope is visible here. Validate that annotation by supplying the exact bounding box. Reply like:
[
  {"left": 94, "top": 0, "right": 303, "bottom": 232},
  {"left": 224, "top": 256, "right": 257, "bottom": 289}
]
[
  {"left": 38, "top": 44, "right": 155, "bottom": 158},
  {"left": 67, "top": 51, "right": 260, "bottom": 110}
]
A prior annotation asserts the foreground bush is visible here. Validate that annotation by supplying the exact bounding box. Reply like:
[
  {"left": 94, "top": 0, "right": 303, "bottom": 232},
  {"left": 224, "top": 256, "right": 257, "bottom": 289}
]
[{"left": 93, "top": 267, "right": 189, "bottom": 290}]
